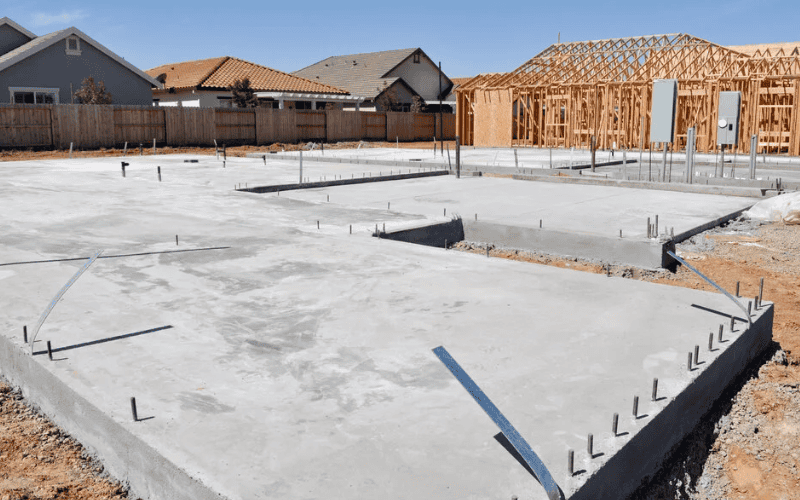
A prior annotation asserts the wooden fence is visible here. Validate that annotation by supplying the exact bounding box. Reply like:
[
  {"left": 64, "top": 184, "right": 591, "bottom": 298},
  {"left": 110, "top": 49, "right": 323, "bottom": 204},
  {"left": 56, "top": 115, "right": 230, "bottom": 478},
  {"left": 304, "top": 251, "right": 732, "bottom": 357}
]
[{"left": 0, "top": 104, "right": 456, "bottom": 149}]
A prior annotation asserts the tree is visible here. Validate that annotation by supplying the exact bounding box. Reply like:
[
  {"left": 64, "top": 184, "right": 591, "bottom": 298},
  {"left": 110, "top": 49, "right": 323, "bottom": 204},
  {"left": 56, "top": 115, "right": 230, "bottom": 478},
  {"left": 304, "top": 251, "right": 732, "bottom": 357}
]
[
  {"left": 375, "top": 86, "right": 402, "bottom": 112},
  {"left": 229, "top": 78, "right": 258, "bottom": 108},
  {"left": 73, "top": 77, "right": 112, "bottom": 104},
  {"left": 410, "top": 96, "right": 426, "bottom": 114}
]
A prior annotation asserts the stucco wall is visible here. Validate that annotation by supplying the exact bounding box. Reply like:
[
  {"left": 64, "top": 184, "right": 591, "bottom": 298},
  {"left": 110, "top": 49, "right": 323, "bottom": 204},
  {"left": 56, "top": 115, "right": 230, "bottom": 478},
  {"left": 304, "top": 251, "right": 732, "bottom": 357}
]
[
  {"left": 374, "top": 82, "right": 415, "bottom": 111},
  {"left": 385, "top": 53, "right": 449, "bottom": 102},
  {"left": 0, "top": 25, "right": 31, "bottom": 56},
  {"left": 155, "top": 90, "right": 228, "bottom": 108},
  {"left": 0, "top": 35, "right": 154, "bottom": 105}
]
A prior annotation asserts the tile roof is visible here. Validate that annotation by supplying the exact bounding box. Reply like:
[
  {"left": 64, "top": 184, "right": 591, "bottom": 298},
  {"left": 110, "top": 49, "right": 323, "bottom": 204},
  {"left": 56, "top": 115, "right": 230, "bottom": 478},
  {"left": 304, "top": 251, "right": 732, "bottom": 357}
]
[
  {"left": 293, "top": 48, "right": 419, "bottom": 100},
  {"left": 146, "top": 57, "right": 227, "bottom": 90},
  {"left": 147, "top": 57, "right": 349, "bottom": 94},
  {"left": 728, "top": 42, "right": 800, "bottom": 56}
]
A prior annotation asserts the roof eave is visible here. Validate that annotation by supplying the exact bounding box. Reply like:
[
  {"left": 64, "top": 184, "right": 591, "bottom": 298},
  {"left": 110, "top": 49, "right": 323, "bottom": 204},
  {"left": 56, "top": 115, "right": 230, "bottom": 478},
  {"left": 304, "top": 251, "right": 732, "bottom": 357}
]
[
  {"left": 0, "top": 26, "right": 163, "bottom": 89},
  {"left": 0, "top": 17, "right": 36, "bottom": 39}
]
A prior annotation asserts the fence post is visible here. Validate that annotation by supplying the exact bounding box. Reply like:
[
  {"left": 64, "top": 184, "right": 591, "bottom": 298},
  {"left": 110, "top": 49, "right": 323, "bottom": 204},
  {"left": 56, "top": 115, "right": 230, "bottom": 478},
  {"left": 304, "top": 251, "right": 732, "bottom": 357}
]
[{"left": 253, "top": 108, "right": 258, "bottom": 146}]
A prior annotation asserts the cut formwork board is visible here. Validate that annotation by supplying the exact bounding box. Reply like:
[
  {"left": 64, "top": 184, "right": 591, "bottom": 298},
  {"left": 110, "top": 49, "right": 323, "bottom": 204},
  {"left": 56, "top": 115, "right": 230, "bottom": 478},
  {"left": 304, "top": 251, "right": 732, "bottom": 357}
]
[{"left": 0, "top": 155, "right": 774, "bottom": 500}]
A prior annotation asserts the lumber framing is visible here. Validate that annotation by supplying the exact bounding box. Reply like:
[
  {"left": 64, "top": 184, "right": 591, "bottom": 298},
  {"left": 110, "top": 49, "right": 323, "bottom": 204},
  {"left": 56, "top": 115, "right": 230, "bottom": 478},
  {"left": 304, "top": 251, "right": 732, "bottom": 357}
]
[{"left": 457, "top": 33, "right": 800, "bottom": 155}]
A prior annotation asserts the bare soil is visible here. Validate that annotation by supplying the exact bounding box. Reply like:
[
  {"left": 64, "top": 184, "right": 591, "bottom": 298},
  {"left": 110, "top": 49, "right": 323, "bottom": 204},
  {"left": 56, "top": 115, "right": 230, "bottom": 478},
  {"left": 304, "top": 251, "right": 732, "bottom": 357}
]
[{"left": 0, "top": 383, "right": 131, "bottom": 500}]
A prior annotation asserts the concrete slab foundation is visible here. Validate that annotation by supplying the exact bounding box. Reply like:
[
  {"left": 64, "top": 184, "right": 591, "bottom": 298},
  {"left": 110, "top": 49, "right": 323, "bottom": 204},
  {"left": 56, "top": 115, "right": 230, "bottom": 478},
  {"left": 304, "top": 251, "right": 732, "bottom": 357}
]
[{"left": 0, "top": 154, "right": 775, "bottom": 500}]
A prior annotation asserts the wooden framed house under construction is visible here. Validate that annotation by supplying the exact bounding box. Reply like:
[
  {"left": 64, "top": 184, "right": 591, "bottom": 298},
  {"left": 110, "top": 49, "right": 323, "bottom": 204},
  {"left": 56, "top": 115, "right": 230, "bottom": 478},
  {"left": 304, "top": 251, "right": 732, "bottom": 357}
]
[{"left": 456, "top": 33, "right": 800, "bottom": 155}]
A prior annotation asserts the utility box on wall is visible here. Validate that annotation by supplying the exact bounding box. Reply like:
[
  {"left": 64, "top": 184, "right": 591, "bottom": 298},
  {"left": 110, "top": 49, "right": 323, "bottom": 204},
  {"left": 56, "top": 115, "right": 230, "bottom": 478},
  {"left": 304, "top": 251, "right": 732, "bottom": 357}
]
[
  {"left": 717, "top": 91, "right": 741, "bottom": 146},
  {"left": 650, "top": 79, "right": 678, "bottom": 144}
]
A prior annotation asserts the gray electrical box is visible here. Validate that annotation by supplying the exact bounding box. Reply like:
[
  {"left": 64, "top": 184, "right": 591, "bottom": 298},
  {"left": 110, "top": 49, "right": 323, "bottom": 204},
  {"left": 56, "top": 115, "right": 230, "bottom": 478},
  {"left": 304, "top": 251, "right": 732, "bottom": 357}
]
[
  {"left": 650, "top": 79, "right": 678, "bottom": 144},
  {"left": 716, "top": 91, "right": 741, "bottom": 146}
]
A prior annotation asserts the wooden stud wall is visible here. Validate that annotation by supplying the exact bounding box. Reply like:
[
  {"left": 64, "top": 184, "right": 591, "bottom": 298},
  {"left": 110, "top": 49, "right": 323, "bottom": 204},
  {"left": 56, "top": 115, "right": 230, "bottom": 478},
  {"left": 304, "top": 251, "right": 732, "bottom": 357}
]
[{"left": 458, "top": 34, "right": 800, "bottom": 155}]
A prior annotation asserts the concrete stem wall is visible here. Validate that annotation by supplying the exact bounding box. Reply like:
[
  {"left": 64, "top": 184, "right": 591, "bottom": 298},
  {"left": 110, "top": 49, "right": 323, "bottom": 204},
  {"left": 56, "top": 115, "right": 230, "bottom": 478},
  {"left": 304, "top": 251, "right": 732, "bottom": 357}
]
[
  {"left": 0, "top": 335, "right": 222, "bottom": 500},
  {"left": 570, "top": 305, "right": 774, "bottom": 500}
]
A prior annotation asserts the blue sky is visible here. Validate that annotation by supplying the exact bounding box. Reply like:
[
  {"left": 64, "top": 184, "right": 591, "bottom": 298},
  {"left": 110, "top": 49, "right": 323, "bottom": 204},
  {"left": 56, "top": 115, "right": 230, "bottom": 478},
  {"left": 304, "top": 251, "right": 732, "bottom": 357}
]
[{"left": 5, "top": 0, "right": 799, "bottom": 78}]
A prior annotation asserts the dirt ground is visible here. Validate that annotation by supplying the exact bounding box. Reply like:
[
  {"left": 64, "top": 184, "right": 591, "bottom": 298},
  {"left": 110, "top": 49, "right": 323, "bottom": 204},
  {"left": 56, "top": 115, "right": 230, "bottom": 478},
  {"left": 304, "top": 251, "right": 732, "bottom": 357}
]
[
  {"left": 0, "top": 145, "right": 798, "bottom": 499},
  {"left": 0, "top": 384, "right": 130, "bottom": 500}
]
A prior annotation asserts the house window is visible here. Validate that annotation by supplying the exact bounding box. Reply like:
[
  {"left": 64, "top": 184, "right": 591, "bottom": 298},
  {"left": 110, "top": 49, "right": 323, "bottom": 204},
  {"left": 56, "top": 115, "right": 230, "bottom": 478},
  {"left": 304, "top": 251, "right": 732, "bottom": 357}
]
[
  {"left": 413, "top": 53, "right": 420, "bottom": 64},
  {"left": 294, "top": 101, "right": 312, "bottom": 110},
  {"left": 10, "top": 87, "right": 59, "bottom": 104},
  {"left": 65, "top": 36, "right": 81, "bottom": 56}
]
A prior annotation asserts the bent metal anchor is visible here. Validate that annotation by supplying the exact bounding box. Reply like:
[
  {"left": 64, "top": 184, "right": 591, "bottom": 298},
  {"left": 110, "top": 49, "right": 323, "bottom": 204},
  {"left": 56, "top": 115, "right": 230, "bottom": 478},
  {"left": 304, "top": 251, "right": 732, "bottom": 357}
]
[
  {"left": 29, "top": 250, "right": 103, "bottom": 354},
  {"left": 666, "top": 250, "right": 752, "bottom": 328},
  {"left": 432, "top": 346, "right": 563, "bottom": 500}
]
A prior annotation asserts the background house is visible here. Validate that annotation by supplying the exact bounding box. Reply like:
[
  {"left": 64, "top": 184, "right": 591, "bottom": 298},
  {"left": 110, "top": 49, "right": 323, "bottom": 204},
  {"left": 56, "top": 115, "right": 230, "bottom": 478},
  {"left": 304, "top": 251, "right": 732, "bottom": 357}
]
[
  {"left": 147, "top": 57, "right": 357, "bottom": 109},
  {"left": 293, "top": 48, "right": 454, "bottom": 112},
  {"left": 0, "top": 17, "right": 160, "bottom": 105}
]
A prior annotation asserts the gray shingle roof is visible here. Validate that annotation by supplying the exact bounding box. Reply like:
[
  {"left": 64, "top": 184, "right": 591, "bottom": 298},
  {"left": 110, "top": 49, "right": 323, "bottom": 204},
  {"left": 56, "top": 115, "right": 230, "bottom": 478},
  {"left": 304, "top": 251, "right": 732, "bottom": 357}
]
[
  {"left": 0, "top": 26, "right": 161, "bottom": 88},
  {"left": 293, "top": 48, "right": 419, "bottom": 100},
  {"left": 0, "top": 30, "right": 63, "bottom": 66}
]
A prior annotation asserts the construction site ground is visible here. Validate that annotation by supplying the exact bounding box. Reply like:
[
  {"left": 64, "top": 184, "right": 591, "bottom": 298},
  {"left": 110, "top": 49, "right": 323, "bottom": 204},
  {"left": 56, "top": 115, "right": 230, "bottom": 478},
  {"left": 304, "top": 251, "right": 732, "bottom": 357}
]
[{"left": 0, "top": 145, "right": 798, "bottom": 500}]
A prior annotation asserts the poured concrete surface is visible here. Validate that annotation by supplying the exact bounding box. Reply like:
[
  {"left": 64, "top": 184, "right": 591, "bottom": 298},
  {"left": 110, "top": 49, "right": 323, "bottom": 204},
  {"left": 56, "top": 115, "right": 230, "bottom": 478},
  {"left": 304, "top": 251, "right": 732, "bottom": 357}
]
[
  {"left": 0, "top": 155, "right": 773, "bottom": 499},
  {"left": 273, "top": 173, "right": 756, "bottom": 240}
]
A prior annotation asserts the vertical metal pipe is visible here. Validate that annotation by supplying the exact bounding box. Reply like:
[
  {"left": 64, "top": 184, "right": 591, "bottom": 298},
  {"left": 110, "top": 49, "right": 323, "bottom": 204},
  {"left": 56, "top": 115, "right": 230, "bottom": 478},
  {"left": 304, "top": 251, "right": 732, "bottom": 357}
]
[
  {"left": 719, "top": 324, "right": 724, "bottom": 342},
  {"left": 23, "top": 325, "right": 27, "bottom": 343},
  {"left": 456, "top": 136, "right": 461, "bottom": 178},
  {"left": 694, "top": 345, "right": 700, "bottom": 365},
  {"left": 688, "top": 352, "right": 693, "bottom": 371},
  {"left": 612, "top": 413, "right": 619, "bottom": 436},
  {"left": 587, "top": 434, "right": 593, "bottom": 457},
  {"left": 759, "top": 277, "right": 764, "bottom": 302},
  {"left": 47, "top": 341, "right": 53, "bottom": 360},
  {"left": 735, "top": 281, "right": 740, "bottom": 297},
  {"left": 130, "top": 397, "right": 138, "bottom": 422},
  {"left": 632, "top": 396, "right": 639, "bottom": 417},
  {"left": 438, "top": 61, "right": 443, "bottom": 154},
  {"left": 652, "top": 378, "right": 658, "bottom": 401},
  {"left": 568, "top": 450, "right": 574, "bottom": 476},
  {"left": 709, "top": 333, "right": 714, "bottom": 351}
]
